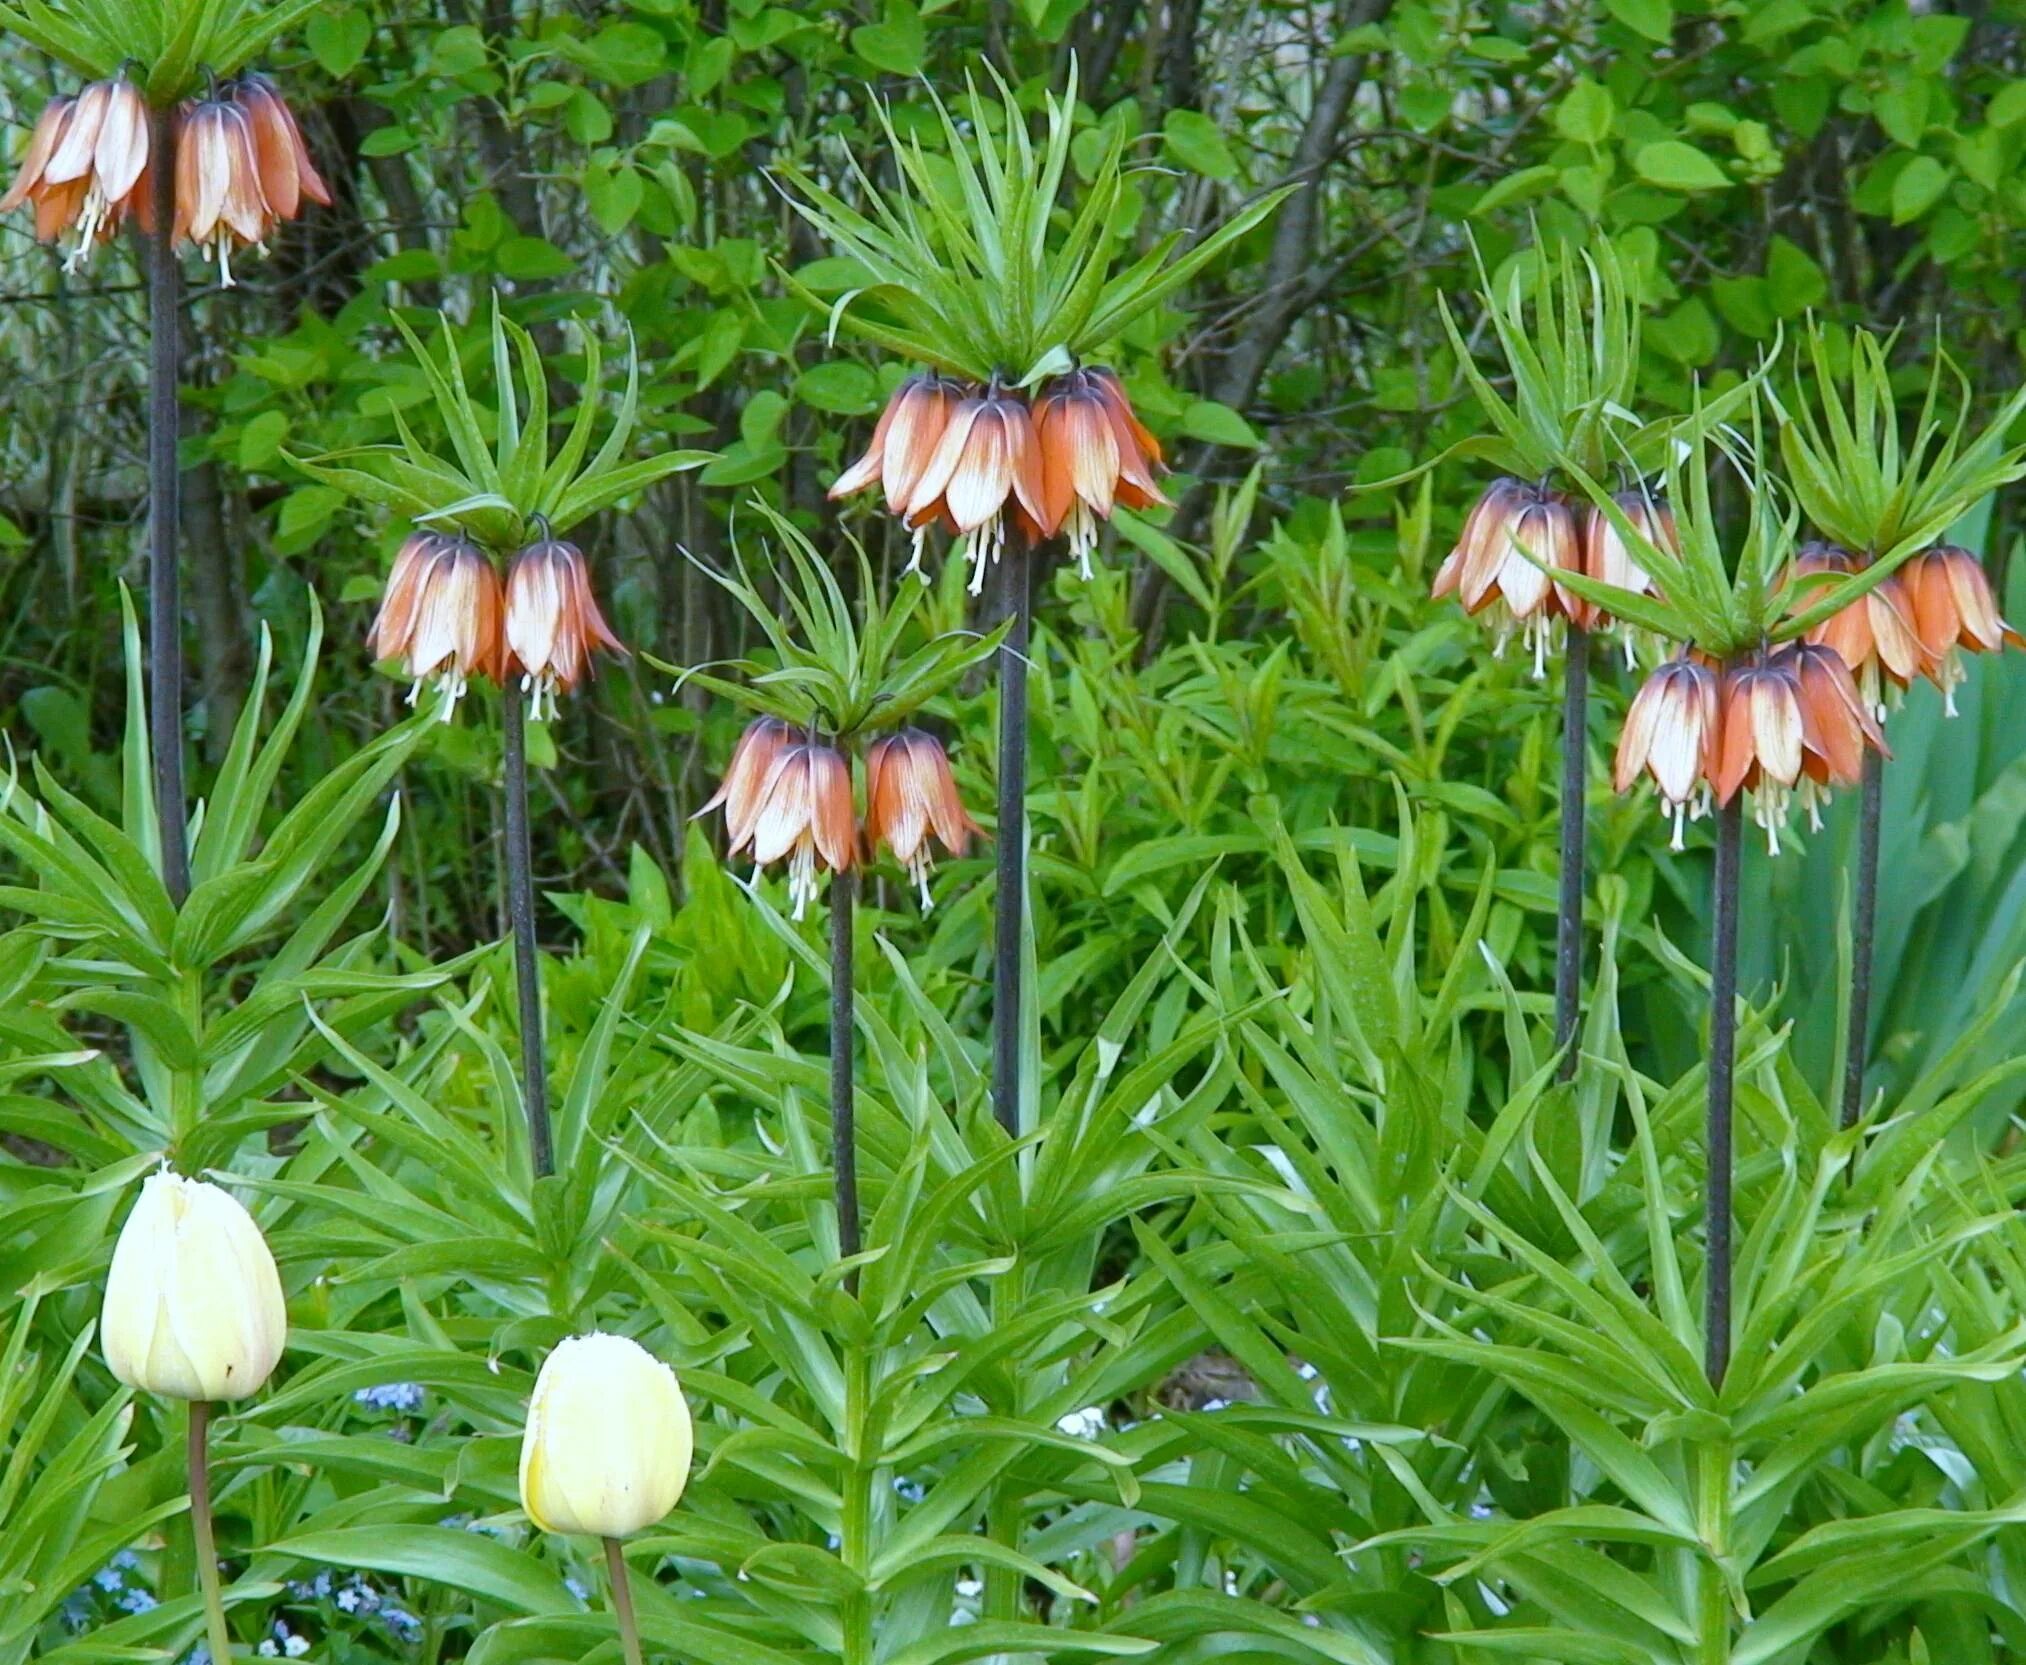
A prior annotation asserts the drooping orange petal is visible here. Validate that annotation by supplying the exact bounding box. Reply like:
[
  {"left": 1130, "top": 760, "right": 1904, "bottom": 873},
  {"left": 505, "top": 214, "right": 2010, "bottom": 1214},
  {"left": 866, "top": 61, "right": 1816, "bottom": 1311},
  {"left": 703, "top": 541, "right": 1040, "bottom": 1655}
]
[
  {"left": 749, "top": 751, "right": 814, "bottom": 867},
  {"left": 1714, "top": 676, "right": 1757, "bottom": 805},
  {"left": 31, "top": 175, "right": 85, "bottom": 240},
  {"left": 1004, "top": 400, "right": 1050, "bottom": 539},
  {"left": 938, "top": 404, "right": 1014, "bottom": 532},
  {"left": 904, "top": 398, "right": 982, "bottom": 528},
  {"left": 93, "top": 82, "right": 149, "bottom": 205},
  {"left": 830, "top": 383, "right": 900, "bottom": 500},
  {"left": 882, "top": 378, "right": 959, "bottom": 513},
  {"left": 1, "top": 96, "right": 75, "bottom": 212},
  {"left": 238, "top": 80, "right": 301, "bottom": 220},
  {"left": 219, "top": 105, "right": 272, "bottom": 242},
  {"left": 1865, "top": 578, "right": 1925, "bottom": 684},
  {"left": 41, "top": 80, "right": 108, "bottom": 185}
]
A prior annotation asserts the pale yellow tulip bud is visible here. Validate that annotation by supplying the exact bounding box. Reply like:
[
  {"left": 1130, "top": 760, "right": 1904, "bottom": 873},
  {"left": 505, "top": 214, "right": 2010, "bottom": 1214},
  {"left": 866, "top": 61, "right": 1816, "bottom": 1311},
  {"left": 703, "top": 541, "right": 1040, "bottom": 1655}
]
[
  {"left": 102, "top": 1170, "right": 287, "bottom": 1401},
  {"left": 519, "top": 1333, "right": 693, "bottom": 1538}
]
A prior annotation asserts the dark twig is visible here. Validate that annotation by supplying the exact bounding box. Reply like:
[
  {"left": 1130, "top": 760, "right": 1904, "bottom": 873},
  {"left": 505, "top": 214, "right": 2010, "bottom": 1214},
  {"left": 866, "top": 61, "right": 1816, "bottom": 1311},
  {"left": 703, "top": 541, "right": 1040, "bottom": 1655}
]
[{"left": 148, "top": 105, "right": 188, "bottom": 905}]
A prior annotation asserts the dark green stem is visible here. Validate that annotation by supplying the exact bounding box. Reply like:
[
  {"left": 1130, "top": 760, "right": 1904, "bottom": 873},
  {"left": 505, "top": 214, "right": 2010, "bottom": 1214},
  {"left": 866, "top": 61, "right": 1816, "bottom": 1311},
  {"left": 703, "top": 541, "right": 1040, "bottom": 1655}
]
[
  {"left": 149, "top": 104, "right": 188, "bottom": 905},
  {"left": 1706, "top": 795, "right": 1742, "bottom": 1389},
  {"left": 188, "top": 1401, "right": 233, "bottom": 1665},
  {"left": 1554, "top": 624, "right": 1590, "bottom": 1080},
  {"left": 830, "top": 865, "right": 860, "bottom": 1288},
  {"left": 1840, "top": 749, "right": 1882, "bottom": 1130},
  {"left": 992, "top": 545, "right": 1030, "bottom": 1138},
  {"left": 502, "top": 690, "right": 552, "bottom": 1179},
  {"left": 602, "top": 1537, "right": 645, "bottom": 1665}
]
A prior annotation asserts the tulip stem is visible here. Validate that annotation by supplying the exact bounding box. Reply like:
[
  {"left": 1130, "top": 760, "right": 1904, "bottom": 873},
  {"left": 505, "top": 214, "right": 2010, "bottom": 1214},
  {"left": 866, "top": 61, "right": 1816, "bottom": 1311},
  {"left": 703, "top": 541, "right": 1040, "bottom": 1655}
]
[
  {"left": 1706, "top": 794, "right": 1742, "bottom": 1390},
  {"left": 991, "top": 546, "right": 1029, "bottom": 1139},
  {"left": 1554, "top": 623, "right": 1590, "bottom": 1080},
  {"left": 1841, "top": 749, "right": 1883, "bottom": 1132},
  {"left": 148, "top": 104, "right": 189, "bottom": 906},
  {"left": 188, "top": 1401, "right": 234, "bottom": 1665},
  {"left": 502, "top": 690, "right": 553, "bottom": 1179},
  {"left": 602, "top": 1537, "right": 646, "bottom": 1665},
  {"left": 829, "top": 865, "right": 860, "bottom": 1288}
]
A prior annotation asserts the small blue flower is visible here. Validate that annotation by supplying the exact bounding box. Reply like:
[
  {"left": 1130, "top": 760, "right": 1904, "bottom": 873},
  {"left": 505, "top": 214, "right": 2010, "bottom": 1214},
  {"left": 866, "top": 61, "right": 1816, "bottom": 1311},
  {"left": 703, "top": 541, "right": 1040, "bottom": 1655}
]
[
  {"left": 94, "top": 1566, "right": 125, "bottom": 1591},
  {"left": 117, "top": 1590, "right": 159, "bottom": 1615},
  {"left": 113, "top": 1550, "right": 141, "bottom": 1571},
  {"left": 382, "top": 1607, "right": 423, "bottom": 1642},
  {"left": 353, "top": 1382, "right": 426, "bottom": 1413},
  {"left": 564, "top": 1576, "right": 590, "bottom": 1601}
]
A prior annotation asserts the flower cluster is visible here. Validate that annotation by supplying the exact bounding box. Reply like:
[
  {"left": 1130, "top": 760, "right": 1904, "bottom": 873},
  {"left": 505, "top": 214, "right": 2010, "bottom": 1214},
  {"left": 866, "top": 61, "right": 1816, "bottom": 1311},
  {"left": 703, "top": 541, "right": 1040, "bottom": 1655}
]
[
  {"left": 1616, "top": 644, "right": 1887, "bottom": 854},
  {"left": 702, "top": 718, "right": 980, "bottom": 918},
  {"left": 1433, "top": 476, "right": 1672, "bottom": 675},
  {"left": 1787, "top": 541, "right": 2019, "bottom": 720},
  {"left": 833, "top": 366, "right": 1165, "bottom": 593},
  {"left": 368, "top": 528, "right": 623, "bottom": 718},
  {"left": 2, "top": 73, "right": 327, "bottom": 280}
]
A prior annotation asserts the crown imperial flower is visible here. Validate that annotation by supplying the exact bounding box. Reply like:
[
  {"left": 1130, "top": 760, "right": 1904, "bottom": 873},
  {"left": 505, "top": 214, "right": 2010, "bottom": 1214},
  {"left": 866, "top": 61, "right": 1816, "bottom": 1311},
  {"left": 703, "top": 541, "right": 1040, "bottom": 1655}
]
[
  {"left": 2, "top": 78, "right": 151, "bottom": 262},
  {"left": 830, "top": 372, "right": 971, "bottom": 524},
  {"left": 1788, "top": 542, "right": 1924, "bottom": 720},
  {"left": 1613, "top": 656, "right": 1719, "bottom": 850},
  {"left": 1032, "top": 366, "right": 1169, "bottom": 580},
  {"left": 864, "top": 729, "right": 983, "bottom": 909},
  {"left": 727, "top": 740, "right": 856, "bottom": 920},
  {"left": 1714, "top": 646, "right": 1883, "bottom": 853},
  {"left": 1579, "top": 489, "right": 1673, "bottom": 657},
  {"left": 1432, "top": 478, "right": 1583, "bottom": 675},
  {"left": 1901, "top": 544, "right": 2021, "bottom": 716},
  {"left": 505, "top": 539, "right": 625, "bottom": 719},
  {"left": 369, "top": 531, "right": 505, "bottom": 715},
  {"left": 903, "top": 382, "right": 1048, "bottom": 594}
]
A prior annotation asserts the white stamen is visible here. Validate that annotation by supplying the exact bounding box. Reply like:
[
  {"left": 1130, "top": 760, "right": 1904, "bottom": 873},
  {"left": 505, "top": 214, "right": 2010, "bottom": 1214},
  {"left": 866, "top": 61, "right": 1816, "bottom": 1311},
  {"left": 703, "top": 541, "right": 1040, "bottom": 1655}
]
[
  {"left": 787, "top": 844, "right": 818, "bottom": 920},
  {"left": 1065, "top": 501, "right": 1098, "bottom": 580}
]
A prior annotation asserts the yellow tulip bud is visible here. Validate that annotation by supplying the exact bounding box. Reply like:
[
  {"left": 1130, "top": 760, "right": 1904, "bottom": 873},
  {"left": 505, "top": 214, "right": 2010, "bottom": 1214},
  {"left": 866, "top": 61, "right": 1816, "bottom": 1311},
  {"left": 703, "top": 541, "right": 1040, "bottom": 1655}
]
[
  {"left": 519, "top": 1333, "right": 693, "bottom": 1538},
  {"left": 101, "top": 1170, "right": 287, "bottom": 1402}
]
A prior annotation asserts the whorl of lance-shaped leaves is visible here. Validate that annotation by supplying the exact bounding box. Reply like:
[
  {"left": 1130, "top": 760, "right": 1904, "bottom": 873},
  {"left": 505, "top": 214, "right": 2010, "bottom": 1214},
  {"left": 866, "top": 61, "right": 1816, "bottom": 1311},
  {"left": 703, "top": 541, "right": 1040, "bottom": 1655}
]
[
  {"left": 291, "top": 302, "right": 712, "bottom": 553},
  {"left": 657, "top": 502, "right": 1004, "bottom": 739},
  {"left": 1770, "top": 320, "right": 2026, "bottom": 634},
  {"left": 771, "top": 61, "right": 1292, "bottom": 385},
  {"left": 1555, "top": 381, "right": 1802, "bottom": 658},
  {"left": 1436, "top": 232, "right": 1650, "bottom": 483},
  {"left": 0, "top": 0, "right": 320, "bottom": 103}
]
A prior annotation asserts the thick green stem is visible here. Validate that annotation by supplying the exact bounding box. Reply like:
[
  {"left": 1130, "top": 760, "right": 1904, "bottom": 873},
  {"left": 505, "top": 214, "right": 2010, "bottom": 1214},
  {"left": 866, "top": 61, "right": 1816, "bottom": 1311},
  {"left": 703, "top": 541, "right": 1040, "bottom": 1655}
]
[
  {"left": 1554, "top": 624, "right": 1590, "bottom": 1080},
  {"left": 1840, "top": 749, "right": 1882, "bottom": 1131},
  {"left": 1694, "top": 1436, "right": 1733, "bottom": 1664},
  {"left": 840, "top": 1346, "right": 874, "bottom": 1665},
  {"left": 502, "top": 691, "right": 553, "bottom": 1179},
  {"left": 1706, "top": 796, "right": 1742, "bottom": 1390},
  {"left": 830, "top": 866, "right": 860, "bottom": 1289},
  {"left": 991, "top": 544, "right": 1030, "bottom": 1138},
  {"left": 602, "top": 1537, "right": 646, "bottom": 1665},
  {"left": 188, "top": 1402, "right": 234, "bottom": 1665},
  {"left": 148, "top": 104, "right": 188, "bottom": 905}
]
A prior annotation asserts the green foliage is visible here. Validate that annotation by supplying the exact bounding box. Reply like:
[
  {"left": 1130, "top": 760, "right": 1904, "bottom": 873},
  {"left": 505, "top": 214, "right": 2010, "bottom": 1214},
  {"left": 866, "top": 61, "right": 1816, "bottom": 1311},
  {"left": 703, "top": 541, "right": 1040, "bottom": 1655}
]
[
  {"left": 4, "top": 4, "right": 2026, "bottom": 1663},
  {"left": 0, "top": 0, "right": 325, "bottom": 100},
  {"left": 293, "top": 303, "right": 712, "bottom": 552},
  {"left": 774, "top": 64, "right": 1292, "bottom": 383},
  {"left": 661, "top": 502, "right": 1004, "bottom": 738}
]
